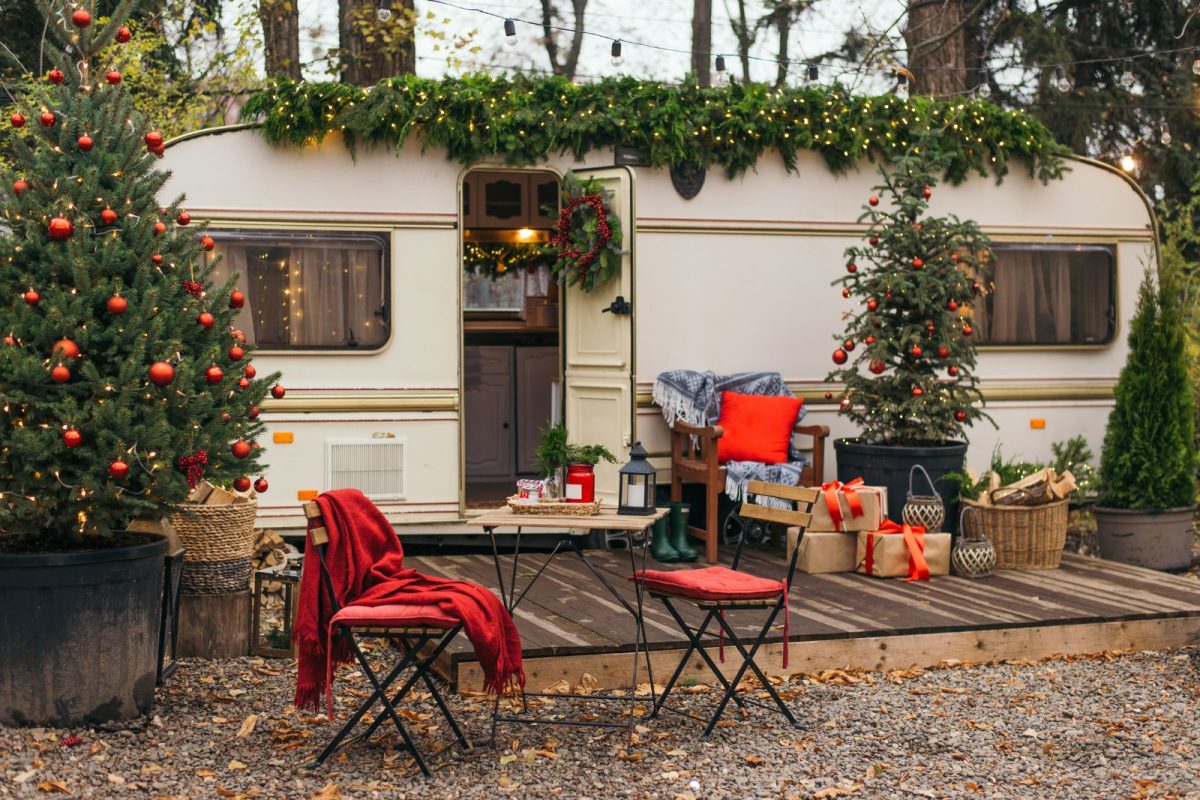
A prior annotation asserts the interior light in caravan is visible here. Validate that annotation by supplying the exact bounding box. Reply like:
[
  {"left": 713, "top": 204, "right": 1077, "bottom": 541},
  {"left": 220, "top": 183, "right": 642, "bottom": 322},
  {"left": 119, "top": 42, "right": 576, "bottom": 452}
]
[{"left": 516, "top": 227, "right": 535, "bottom": 241}]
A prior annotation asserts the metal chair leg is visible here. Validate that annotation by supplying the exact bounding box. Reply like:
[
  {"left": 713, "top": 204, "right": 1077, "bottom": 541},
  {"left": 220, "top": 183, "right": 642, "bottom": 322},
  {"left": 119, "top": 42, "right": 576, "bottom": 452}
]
[
  {"left": 347, "top": 635, "right": 432, "bottom": 777},
  {"left": 704, "top": 605, "right": 798, "bottom": 736},
  {"left": 655, "top": 600, "right": 747, "bottom": 717},
  {"left": 716, "top": 608, "right": 800, "bottom": 726}
]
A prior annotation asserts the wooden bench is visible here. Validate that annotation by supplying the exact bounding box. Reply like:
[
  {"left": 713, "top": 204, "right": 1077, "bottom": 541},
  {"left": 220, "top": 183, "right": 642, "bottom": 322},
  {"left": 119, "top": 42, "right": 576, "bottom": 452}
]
[{"left": 668, "top": 419, "right": 828, "bottom": 564}]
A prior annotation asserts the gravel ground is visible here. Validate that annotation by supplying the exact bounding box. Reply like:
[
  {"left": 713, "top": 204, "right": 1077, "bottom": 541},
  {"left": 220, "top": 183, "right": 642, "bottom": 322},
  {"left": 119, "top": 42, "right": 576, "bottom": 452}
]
[{"left": 3, "top": 648, "right": 1200, "bottom": 800}]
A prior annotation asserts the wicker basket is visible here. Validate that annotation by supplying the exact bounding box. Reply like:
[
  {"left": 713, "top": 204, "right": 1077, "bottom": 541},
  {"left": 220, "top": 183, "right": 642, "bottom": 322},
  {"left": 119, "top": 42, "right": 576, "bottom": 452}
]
[
  {"left": 507, "top": 496, "right": 600, "bottom": 516},
  {"left": 171, "top": 501, "right": 258, "bottom": 594},
  {"left": 960, "top": 494, "right": 1068, "bottom": 570}
]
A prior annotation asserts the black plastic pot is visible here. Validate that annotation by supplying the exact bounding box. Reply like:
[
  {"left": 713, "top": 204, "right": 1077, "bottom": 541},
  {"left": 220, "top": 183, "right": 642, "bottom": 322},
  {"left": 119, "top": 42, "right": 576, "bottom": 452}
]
[
  {"left": 0, "top": 533, "right": 167, "bottom": 726},
  {"left": 1094, "top": 506, "right": 1195, "bottom": 571},
  {"left": 834, "top": 438, "right": 968, "bottom": 532}
]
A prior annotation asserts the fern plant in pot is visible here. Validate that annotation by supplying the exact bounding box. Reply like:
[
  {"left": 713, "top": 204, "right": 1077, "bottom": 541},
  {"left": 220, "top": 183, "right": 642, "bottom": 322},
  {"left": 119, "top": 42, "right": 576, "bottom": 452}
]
[
  {"left": 827, "top": 141, "right": 992, "bottom": 529},
  {"left": 1093, "top": 257, "right": 1197, "bottom": 570}
]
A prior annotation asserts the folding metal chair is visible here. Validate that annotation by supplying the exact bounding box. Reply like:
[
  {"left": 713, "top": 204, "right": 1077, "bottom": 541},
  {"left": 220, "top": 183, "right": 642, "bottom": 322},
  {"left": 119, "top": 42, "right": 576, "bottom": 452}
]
[
  {"left": 302, "top": 501, "right": 471, "bottom": 776},
  {"left": 634, "top": 481, "right": 817, "bottom": 737}
]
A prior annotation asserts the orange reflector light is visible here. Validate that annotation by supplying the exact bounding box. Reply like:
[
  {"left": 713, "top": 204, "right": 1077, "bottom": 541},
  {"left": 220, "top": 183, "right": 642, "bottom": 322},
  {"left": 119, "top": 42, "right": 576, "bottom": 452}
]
[
  {"left": 273, "top": 431, "right": 294, "bottom": 444},
  {"left": 297, "top": 489, "right": 318, "bottom": 501},
  {"left": 1030, "top": 418, "right": 1046, "bottom": 430}
]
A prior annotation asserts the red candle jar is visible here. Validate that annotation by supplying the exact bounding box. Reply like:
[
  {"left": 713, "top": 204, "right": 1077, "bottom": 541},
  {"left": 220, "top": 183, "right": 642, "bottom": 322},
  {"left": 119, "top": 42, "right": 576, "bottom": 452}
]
[{"left": 564, "top": 463, "right": 595, "bottom": 504}]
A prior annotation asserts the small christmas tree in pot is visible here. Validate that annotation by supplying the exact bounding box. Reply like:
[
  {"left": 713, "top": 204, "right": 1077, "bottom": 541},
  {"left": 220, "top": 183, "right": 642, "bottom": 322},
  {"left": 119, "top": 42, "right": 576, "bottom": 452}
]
[
  {"left": 1093, "top": 252, "right": 1197, "bottom": 571},
  {"left": 0, "top": 1, "right": 280, "bottom": 726},
  {"left": 828, "top": 141, "right": 993, "bottom": 529}
]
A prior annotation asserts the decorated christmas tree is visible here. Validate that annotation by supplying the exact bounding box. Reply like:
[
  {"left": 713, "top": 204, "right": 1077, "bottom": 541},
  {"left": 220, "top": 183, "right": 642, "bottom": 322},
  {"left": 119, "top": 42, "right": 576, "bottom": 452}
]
[
  {"left": 827, "top": 142, "right": 992, "bottom": 445},
  {"left": 0, "top": 0, "right": 281, "bottom": 548}
]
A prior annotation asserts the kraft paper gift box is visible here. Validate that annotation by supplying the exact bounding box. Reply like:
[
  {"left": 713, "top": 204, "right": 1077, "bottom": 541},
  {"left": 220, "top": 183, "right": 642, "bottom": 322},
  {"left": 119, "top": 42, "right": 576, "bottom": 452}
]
[
  {"left": 808, "top": 480, "right": 888, "bottom": 532},
  {"left": 855, "top": 521, "right": 951, "bottom": 580},
  {"left": 786, "top": 527, "right": 857, "bottom": 574}
]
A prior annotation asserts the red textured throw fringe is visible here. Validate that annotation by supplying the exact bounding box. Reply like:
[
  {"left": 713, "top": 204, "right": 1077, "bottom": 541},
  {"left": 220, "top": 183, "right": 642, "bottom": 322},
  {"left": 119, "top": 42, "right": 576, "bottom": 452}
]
[{"left": 292, "top": 489, "right": 524, "bottom": 717}]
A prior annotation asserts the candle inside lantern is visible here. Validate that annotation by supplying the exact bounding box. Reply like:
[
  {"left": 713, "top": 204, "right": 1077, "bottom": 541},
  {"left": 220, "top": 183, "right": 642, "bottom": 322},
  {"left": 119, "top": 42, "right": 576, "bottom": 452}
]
[{"left": 626, "top": 480, "right": 645, "bottom": 508}]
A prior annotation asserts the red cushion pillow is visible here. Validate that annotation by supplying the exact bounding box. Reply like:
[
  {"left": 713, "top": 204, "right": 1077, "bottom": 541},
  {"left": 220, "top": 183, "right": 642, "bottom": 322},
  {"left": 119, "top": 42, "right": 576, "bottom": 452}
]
[
  {"left": 631, "top": 567, "right": 784, "bottom": 601},
  {"left": 332, "top": 603, "right": 459, "bottom": 629},
  {"left": 716, "top": 391, "right": 803, "bottom": 464}
]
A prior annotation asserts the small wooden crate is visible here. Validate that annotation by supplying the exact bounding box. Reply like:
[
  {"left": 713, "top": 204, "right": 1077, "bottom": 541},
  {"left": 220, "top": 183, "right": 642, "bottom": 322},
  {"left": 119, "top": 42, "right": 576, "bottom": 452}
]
[{"left": 507, "top": 496, "right": 600, "bottom": 516}]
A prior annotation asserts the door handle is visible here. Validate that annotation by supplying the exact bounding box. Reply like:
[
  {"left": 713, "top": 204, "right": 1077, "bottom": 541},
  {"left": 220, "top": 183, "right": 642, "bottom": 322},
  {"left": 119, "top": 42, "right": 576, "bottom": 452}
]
[{"left": 602, "top": 295, "right": 632, "bottom": 315}]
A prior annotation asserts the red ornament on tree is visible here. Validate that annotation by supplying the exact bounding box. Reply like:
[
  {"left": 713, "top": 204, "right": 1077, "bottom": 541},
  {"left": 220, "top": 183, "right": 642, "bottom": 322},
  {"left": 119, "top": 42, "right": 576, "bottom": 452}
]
[
  {"left": 77, "top": 135, "right": 93, "bottom": 152},
  {"left": 253, "top": 478, "right": 269, "bottom": 494},
  {"left": 248, "top": 406, "right": 260, "bottom": 419},
  {"left": 233, "top": 476, "right": 251, "bottom": 492},
  {"left": 144, "top": 130, "right": 164, "bottom": 149},
  {"left": 947, "top": 299, "right": 958, "bottom": 311},
  {"left": 47, "top": 68, "right": 64, "bottom": 84},
  {"left": 153, "top": 220, "right": 167, "bottom": 235},
  {"left": 221, "top": 411, "right": 232, "bottom": 422},
  {"left": 227, "top": 291, "right": 245, "bottom": 310},
  {"left": 51, "top": 366, "right": 70, "bottom": 383},
  {"left": 205, "top": 365, "right": 224, "bottom": 384},
  {"left": 936, "top": 345, "right": 950, "bottom": 358},
  {"left": 866, "top": 298, "right": 879, "bottom": 312},
  {"left": 116, "top": 26, "right": 132, "bottom": 42},
  {"left": 40, "top": 111, "right": 55, "bottom": 127},
  {"left": 100, "top": 208, "right": 117, "bottom": 225},
  {"left": 71, "top": 8, "right": 91, "bottom": 27},
  {"left": 948, "top": 365, "right": 959, "bottom": 377},
  {"left": 230, "top": 328, "right": 246, "bottom": 343},
  {"left": 271, "top": 384, "right": 286, "bottom": 400},
  {"left": 231, "top": 440, "right": 251, "bottom": 459},
  {"left": 832, "top": 348, "right": 848, "bottom": 365},
  {"left": 53, "top": 339, "right": 79, "bottom": 359},
  {"left": 237, "top": 377, "right": 250, "bottom": 390},
  {"left": 846, "top": 263, "right": 857, "bottom": 273},
  {"left": 911, "top": 257, "right": 924, "bottom": 269},
  {"left": 197, "top": 312, "right": 214, "bottom": 329},
  {"left": 243, "top": 364, "right": 256, "bottom": 379},
  {"left": 910, "top": 345, "right": 923, "bottom": 358},
  {"left": 911, "top": 386, "right": 923, "bottom": 397},
  {"left": 24, "top": 290, "right": 40, "bottom": 306},
  {"left": 950, "top": 252, "right": 960, "bottom": 263},
  {"left": 62, "top": 429, "right": 82, "bottom": 448},
  {"left": 106, "top": 70, "right": 121, "bottom": 85},
  {"left": 868, "top": 195, "right": 879, "bottom": 206},
  {"left": 149, "top": 361, "right": 175, "bottom": 386},
  {"left": 841, "top": 287, "right": 851, "bottom": 299},
  {"left": 10, "top": 112, "right": 25, "bottom": 128},
  {"left": 176, "top": 212, "right": 190, "bottom": 226},
  {"left": 200, "top": 236, "right": 215, "bottom": 251},
  {"left": 13, "top": 179, "right": 28, "bottom": 195},
  {"left": 150, "top": 254, "right": 163, "bottom": 265},
  {"left": 962, "top": 325, "right": 973, "bottom": 337},
  {"left": 955, "top": 410, "right": 967, "bottom": 422},
  {"left": 107, "top": 294, "right": 127, "bottom": 315},
  {"left": 869, "top": 236, "right": 879, "bottom": 246},
  {"left": 177, "top": 450, "right": 209, "bottom": 489},
  {"left": 922, "top": 185, "right": 932, "bottom": 200},
  {"left": 228, "top": 346, "right": 244, "bottom": 361},
  {"left": 843, "top": 339, "right": 856, "bottom": 352},
  {"left": 109, "top": 460, "right": 129, "bottom": 479},
  {"left": 869, "top": 359, "right": 886, "bottom": 375},
  {"left": 47, "top": 216, "right": 73, "bottom": 240},
  {"left": 864, "top": 335, "right": 876, "bottom": 345}
]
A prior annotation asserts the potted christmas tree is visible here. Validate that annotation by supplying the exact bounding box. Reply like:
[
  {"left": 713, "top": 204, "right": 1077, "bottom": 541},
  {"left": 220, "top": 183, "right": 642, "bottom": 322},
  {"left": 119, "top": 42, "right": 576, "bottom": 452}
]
[
  {"left": 827, "top": 141, "right": 992, "bottom": 526},
  {"left": 0, "top": 2, "right": 279, "bottom": 726},
  {"left": 1093, "top": 255, "right": 1197, "bottom": 570}
]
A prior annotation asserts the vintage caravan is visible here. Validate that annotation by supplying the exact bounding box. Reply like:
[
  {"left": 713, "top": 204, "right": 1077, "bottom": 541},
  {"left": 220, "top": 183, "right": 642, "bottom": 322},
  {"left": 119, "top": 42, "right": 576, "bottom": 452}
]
[{"left": 161, "top": 122, "right": 1155, "bottom": 531}]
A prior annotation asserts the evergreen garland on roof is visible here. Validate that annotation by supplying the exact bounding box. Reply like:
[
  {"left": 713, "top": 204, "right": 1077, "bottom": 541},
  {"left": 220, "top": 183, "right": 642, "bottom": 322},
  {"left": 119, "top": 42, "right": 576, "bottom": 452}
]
[{"left": 240, "top": 75, "right": 1068, "bottom": 184}]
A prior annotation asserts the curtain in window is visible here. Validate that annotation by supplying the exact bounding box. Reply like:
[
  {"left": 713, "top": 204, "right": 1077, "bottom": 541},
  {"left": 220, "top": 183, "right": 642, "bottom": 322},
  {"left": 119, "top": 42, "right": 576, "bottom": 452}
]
[
  {"left": 975, "top": 249, "right": 1072, "bottom": 344},
  {"left": 205, "top": 245, "right": 256, "bottom": 343}
]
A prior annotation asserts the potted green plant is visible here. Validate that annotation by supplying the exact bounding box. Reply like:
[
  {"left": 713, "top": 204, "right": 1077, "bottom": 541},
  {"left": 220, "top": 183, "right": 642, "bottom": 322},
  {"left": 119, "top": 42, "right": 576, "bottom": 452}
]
[
  {"left": 1093, "top": 255, "right": 1197, "bottom": 570},
  {"left": 534, "top": 422, "right": 571, "bottom": 498},
  {"left": 827, "top": 140, "right": 993, "bottom": 527},
  {"left": 0, "top": 4, "right": 278, "bottom": 726}
]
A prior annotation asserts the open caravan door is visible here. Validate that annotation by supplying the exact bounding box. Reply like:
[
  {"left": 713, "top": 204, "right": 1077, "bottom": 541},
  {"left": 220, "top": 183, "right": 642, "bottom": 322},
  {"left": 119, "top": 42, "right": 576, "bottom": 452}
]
[{"left": 562, "top": 166, "right": 636, "bottom": 505}]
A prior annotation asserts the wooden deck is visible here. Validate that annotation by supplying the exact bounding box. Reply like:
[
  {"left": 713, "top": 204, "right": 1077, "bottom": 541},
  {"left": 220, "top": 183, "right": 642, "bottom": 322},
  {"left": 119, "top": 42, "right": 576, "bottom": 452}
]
[{"left": 405, "top": 547, "right": 1200, "bottom": 692}]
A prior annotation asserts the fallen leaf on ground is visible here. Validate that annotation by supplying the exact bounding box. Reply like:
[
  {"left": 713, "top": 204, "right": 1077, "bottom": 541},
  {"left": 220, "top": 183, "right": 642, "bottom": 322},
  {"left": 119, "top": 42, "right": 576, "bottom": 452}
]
[
  {"left": 36, "top": 780, "right": 71, "bottom": 794},
  {"left": 813, "top": 784, "right": 863, "bottom": 798},
  {"left": 237, "top": 714, "right": 258, "bottom": 737},
  {"left": 227, "top": 759, "right": 247, "bottom": 771},
  {"left": 106, "top": 773, "right": 125, "bottom": 784},
  {"left": 309, "top": 783, "right": 342, "bottom": 800},
  {"left": 499, "top": 753, "right": 517, "bottom": 765},
  {"left": 743, "top": 755, "right": 764, "bottom": 767}
]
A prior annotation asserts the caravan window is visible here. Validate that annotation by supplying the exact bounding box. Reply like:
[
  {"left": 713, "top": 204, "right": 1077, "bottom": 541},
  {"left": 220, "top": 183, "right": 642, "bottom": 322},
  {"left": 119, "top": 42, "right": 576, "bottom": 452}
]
[
  {"left": 202, "top": 230, "right": 389, "bottom": 350},
  {"left": 972, "top": 244, "right": 1115, "bottom": 346}
]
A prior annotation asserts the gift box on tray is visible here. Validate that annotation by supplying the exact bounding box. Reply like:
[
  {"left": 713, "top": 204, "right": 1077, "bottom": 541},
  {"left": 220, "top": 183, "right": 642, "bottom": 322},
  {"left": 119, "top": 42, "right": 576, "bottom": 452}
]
[
  {"left": 809, "top": 479, "right": 888, "bottom": 532},
  {"left": 856, "top": 520, "right": 950, "bottom": 580}
]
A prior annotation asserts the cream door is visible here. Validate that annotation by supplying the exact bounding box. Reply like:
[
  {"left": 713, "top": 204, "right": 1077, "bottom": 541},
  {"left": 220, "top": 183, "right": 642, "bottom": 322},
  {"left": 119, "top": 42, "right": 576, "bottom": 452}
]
[{"left": 563, "top": 166, "right": 636, "bottom": 504}]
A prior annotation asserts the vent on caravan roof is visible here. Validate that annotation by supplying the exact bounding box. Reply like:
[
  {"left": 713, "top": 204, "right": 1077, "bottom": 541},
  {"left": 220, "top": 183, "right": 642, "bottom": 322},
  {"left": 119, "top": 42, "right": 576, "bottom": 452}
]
[{"left": 326, "top": 439, "right": 406, "bottom": 501}]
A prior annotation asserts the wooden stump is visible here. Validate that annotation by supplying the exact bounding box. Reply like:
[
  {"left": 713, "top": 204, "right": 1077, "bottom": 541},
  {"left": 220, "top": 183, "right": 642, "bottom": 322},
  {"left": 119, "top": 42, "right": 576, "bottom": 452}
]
[{"left": 178, "top": 591, "right": 251, "bottom": 658}]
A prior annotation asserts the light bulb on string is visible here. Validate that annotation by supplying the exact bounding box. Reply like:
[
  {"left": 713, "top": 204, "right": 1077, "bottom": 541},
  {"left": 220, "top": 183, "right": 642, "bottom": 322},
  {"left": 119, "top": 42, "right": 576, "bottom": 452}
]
[
  {"left": 376, "top": 0, "right": 391, "bottom": 22},
  {"left": 1054, "top": 65, "right": 1072, "bottom": 93},
  {"left": 504, "top": 17, "right": 517, "bottom": 47},
  {"left": 806, "top": 63, "right": 818, "bottom": 83},
  {"left": 610, "top": 39, "right": 622, "bottom": 67},
  {"left": 976, "top": 67, "right": 990, "bottom": 98},
  {"left": 1120, "top": 58, "right": 1135, "bottom": 89},
  {"left": 1120, "top": 151, "right": 1136, "bottom": 172},
  {"left": 1192, "top": 47, "right": 1200, "bottom": 75},
  {"left": 895, "top": 73, "right": 908, "bottom": 97},
  {"left": 1161, "top": 122, "right": 1171, "bottom": 146},
  {"left": 715, "top": 54, "right": 728, "bottom": 86}
]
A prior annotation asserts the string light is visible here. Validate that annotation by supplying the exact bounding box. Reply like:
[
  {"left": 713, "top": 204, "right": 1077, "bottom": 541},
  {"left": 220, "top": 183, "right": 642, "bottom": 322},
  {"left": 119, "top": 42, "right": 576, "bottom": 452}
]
[
  {"left": 715, "top": 54, "right": 728, "bottom": 86},
  {"left": 1120, "top": 151, "right": 1136, "bottom": 172},
  {"left": 895, "top": 73, "right": 908, "bottom": 97},
  {"left": 1119, "top": 58, "right": 1135, "bottom": 89},
  {"left": 376, "top": 0, "right": 392, "bottom": 22},
  {"left": 610, "top": 39, "right": 622, "bottom": 67},
  {"left": 976, "top": 68, "right": 990, "bottom": 98},
  {"left": 1054, "top": 65, "right": 1072, "bottom": 93},
  {"left": 806, "top": 63, "right": 818, "bottom": 83},
  {"left": 503, "top": 17, "right": 517, "bottom": 47},
  {"left": 1193, "top": 47, "right": 1200, "bottom": 75},
  {"left": 1160, "top": 122, "right": 1171, "bottom": 146}
]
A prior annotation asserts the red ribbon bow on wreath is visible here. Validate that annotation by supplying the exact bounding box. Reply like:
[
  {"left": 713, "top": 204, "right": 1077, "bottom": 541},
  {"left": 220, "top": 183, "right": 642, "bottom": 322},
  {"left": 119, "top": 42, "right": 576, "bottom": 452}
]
[{"left": 177, "top": 449, "right": 209, "bottom": 489}]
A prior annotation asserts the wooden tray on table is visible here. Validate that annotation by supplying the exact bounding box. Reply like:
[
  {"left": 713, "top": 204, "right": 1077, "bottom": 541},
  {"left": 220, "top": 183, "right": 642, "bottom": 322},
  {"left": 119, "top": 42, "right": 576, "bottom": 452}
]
[{"left": 506, "top": 495, "right": 601, "bottom": 516}]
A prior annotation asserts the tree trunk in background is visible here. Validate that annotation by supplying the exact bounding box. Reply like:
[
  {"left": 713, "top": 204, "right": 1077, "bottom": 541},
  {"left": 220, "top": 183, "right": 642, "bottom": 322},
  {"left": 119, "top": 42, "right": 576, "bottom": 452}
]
[
  {"left": 692, "top": 0, "right": 712, "bottom": 86},
  {"left": 731, "top": 0, "right": 755, "bottom": 80},
  {"left": 904, "top": 0, "right": 967, "bottom": 96},
  {"left": 539, "top": 0, "right": 588, "bottom": 80},
  {"left": 339, "top": 0, "right": 416, "bottom": 85},
  {"left": 258, "top": 0, "right": 302, "bottom": 79}
]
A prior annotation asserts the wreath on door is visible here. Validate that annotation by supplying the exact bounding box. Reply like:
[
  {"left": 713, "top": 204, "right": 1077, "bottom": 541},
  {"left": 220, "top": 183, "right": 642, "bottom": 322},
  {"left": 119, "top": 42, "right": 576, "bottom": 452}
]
[{"left": 548, "top": 171, "right": 624, "bottom": 292}]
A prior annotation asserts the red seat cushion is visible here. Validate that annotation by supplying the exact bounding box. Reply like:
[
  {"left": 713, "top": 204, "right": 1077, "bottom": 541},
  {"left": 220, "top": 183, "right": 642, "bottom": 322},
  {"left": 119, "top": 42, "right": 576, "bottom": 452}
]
[
  {"left": 716, "top": 391, "right": 803, "bottom": 465},
  {"left": 331, "top": 602, "right": 459, "bottom": 629},
  {"left": 631, "top": 566, "right": 784, "bottom": 601}
]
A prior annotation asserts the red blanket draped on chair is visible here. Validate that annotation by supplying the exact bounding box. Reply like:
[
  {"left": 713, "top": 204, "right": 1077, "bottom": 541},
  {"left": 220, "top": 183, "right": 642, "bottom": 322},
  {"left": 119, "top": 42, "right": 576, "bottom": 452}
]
[{"left": 293, "top": 489, "right": 524, "bottom": 716}]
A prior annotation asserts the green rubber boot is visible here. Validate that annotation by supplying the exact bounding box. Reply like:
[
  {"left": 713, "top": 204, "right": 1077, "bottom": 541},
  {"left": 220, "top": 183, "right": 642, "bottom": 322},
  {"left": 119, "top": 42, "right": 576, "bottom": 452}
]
[
  {"left": 649, "top": 517, "right": 679, "bottom": 563},
  {"left": 669, "top": 502, "right": 699, "bottom": 562}
]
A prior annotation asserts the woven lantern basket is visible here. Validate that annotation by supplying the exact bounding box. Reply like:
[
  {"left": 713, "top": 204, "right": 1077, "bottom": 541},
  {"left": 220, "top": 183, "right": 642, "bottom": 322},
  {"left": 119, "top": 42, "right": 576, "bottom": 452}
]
[
  {"left": 952, "top": 506, "right": 996, "bottom": 578},
  {"left": 960, "top": 489, "right": 1068, "bottom": 570},
  {"left": 902, "top": 464, "right": 946, "bottom": 532},
  {"left": 171, "top": 501, "right": 258, "bottom": 593}
]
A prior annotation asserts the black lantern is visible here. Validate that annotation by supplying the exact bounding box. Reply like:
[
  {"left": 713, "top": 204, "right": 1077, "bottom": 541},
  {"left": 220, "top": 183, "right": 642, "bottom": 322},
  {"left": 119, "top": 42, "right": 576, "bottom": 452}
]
[{"left": 618, "top": 441, "right": 656, "bottom": 516}]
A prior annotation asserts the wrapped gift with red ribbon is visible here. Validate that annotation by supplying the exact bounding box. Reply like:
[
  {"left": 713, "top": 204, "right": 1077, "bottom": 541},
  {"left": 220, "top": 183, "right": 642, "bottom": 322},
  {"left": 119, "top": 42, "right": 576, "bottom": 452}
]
[
  {"left": 855, "top": 520, "right": 951, "bottom": 581},
  {"left": 809, "top": 478, "right": 888, "bottom": 532}
]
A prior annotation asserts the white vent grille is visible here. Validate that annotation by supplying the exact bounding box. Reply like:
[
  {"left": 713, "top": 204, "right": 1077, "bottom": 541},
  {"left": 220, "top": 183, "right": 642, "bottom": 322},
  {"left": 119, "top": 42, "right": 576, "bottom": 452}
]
[{"left": 326, "top": 439, "right": 406, "bottom": 500}]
